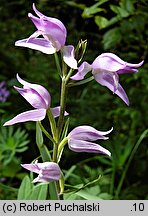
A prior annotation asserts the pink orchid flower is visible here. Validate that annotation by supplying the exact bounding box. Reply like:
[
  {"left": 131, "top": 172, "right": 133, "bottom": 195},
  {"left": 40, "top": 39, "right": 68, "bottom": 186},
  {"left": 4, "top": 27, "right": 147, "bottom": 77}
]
[
  {"left": 21, "top": 162, "right": 61, "bottom": 183},
  {"left": 68, "top": 126, "right": 113, "bottom": 156},
  {"left": 71, "top": 53, "right": 144, "bottom": 105},
  {"left": 15, "top": 3, "right": 77, "bottom": 69},
  {"left": 4, "top": 74, "right": 68, "bottom": 126}
]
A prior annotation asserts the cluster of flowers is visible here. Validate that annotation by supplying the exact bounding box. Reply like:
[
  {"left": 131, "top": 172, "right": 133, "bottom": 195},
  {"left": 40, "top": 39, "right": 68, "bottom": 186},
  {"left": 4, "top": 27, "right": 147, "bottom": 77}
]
[
  {"left": 0, "top": 81, "right": 10, "bottom": 103},
  {"left": 4, "top": 4, "right": 143, "bottom": 183}
]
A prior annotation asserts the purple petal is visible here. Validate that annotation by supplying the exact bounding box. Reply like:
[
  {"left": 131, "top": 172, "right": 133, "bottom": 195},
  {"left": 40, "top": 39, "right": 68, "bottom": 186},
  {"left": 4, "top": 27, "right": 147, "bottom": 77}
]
[
  {"left": 93, "top": 71, "right": 129, "bottom": 105},
  {"left": 69, "top": 126, "right": 113, "bottom": 141},
  {"left": 40, "top": 17, "right": 66, "bottom": 48},
  {"left": 21, "top": 163, "right": 40, "bottom": 174},
  {"left": 71, "top": 61, "right": 92, "bottom": 80},
  {"left": 14, "top": 87, "right": 47, "bottom": 109},
  {"left": 36, "top": 162, "right": 60, "bottom": 170},
  {"left": 62, "top": 45, "right": 77, "bottom": 69},
  {"left": 34, "top": 167, "right": 61, "bottom": 182},
  {"left": 28, "top": 13, "right": 43, "bottom": 31},
  {"left": 32, "top": 3, "right": 44, "bottom": 18},
  {"left": 68, "top": 138, "right": 111, "bottom": 156},
  {"left": 117, "top": 61, "right": 144, "bottom": 74},
  {"left": 3, "top": 109, "right": 46, "bottom": 126},
  {"left": 92, "top": 53, "right": 144, "bottom": 74},
  {"left": 92, "top": 53, "right": 125, "bottom": 72},
  {"left": 122, "top": 60, "right": 144, "bottom": 68},
  {"left": 33, "top": 3, "right": 67, "bottom": 36},
  {"left": 50, "top": 106, "right": 69, "bottom": 118},
  {"left": 15, "top": 37, "right": 57, "bottom": 54},
  {"left": 16, "top": 74, "right": 51, "bottom": 109},
  {"left": 32, "top": 176, "right": 50, "bottom": 183},
  {"left": 117, "top": 68, "right": 138, "bottom": 74},
  {"left": 112, "top": 73, "right": 119, "bottom": 92}
]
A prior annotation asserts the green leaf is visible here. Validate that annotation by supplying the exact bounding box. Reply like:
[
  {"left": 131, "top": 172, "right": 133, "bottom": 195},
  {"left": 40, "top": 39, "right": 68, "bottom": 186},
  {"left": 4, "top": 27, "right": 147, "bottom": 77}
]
[
  {"left": 61, "top": 118, "right": 70, "bottom": 140},
  {"left": 120, "top": 0, "right": 135, "bottom": 13},
  {"left": 0, "top": 182, "right": 18, "bottom": 192},
  {"left": 110, "top": 5, "right": 129, "bottom": 18},
  {"left": 29, "top": 183, "right": 48, "bottom": 200},
  {"left": 49, "top": 182, "right": 59, "bottom": 200},
  {"left": 36, "top": 122, "right": 43, "bottom": 148},
  {"left": 17, "top": 175, "right": 32, "bottom": 200},
  {"left": 76, "top": 189, "right": 102, "bottom": 200},
  {"left": 82, "top": 7, "right": 104, "bottom": 18},
  {"left": 95, "top": 16, "right": 109, "bottom": 29},
  {"left": 64, "top": 193, "right": 79, "bottom": 200},
  {"left": 82, "top": 0, "right": 109, "bottom": 18},
  {"left": 16, "top": 146, "right": 28, "bottom": 152},
  {"left": 103, "top": 27, "right": 122, "bottom": 50},
  {"left": 66, "top": 1, "right": 85, "bottom": 10},
  {"left": 99, "top": 192, "right": 113, "bottom": 200},
  {"left": 64, "top": 165, "right": 77, "bottom": 181},
  {"left": 40, "top": 144, "right": 52, "bottom": 162}
]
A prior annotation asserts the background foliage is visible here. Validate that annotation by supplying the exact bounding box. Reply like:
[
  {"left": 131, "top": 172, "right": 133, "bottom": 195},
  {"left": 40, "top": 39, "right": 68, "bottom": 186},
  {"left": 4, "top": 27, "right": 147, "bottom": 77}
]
[{"left": 0, "top": 0, "right": 148, "bottom": 199}]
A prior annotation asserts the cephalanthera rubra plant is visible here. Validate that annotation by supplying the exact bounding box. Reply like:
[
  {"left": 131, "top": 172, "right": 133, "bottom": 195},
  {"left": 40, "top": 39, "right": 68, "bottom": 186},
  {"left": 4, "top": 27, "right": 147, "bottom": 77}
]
[{"left": 4, "top": 4, "right": 143, "bottom": 200}]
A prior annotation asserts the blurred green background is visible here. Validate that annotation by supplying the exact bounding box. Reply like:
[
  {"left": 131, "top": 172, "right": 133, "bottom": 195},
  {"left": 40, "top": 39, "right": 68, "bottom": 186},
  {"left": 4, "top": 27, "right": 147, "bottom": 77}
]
[{"left": 0, "top": 0, "right": 148, "bottom": 200}]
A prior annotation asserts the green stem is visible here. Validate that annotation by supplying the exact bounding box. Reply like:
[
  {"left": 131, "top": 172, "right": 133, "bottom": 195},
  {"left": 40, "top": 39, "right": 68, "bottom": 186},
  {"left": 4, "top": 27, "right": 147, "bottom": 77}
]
[
  {"left": 57, "top": 77, "right": 67, "bottom": 138},
  {"left": 57, "top": 67, "right": 74, "bottom": 139},
  {"left": 115, "top": 129, "right": 148, "bottom": 199},
  {"left": 53, "top": 143, "right": 58, "bottom": 163},
  {"left": 54, "top": 53, "right": 62, "bottom": 76}
]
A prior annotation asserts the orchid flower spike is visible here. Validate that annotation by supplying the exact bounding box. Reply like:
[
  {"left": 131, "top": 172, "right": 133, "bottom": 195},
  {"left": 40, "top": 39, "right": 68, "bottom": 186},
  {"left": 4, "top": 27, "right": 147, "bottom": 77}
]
[
  {"left": 15, "top": 3, "right": 77, "bottom": 69},
  {"left": 68, "top": 126, "right": 113, "bottom": 156},
  {"left": 71, "top": 53, "right": 144, "bottom": 105},
  {"left": 3, "top": 74, "right": 68, "bottom": 126},
  {"left": 21, "top": 162, "right": 61, "bottom": 183}
]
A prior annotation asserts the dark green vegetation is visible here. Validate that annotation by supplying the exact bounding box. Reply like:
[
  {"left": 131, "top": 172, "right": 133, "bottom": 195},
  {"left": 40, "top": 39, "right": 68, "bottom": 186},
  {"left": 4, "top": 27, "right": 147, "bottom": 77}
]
[{"left": 0, "top": 0, "right": 148, "bottom": 199}]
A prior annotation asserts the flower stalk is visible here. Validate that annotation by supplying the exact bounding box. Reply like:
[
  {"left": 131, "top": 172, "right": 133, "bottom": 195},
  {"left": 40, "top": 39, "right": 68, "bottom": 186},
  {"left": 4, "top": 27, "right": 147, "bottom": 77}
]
[{"left": 57, "top": 77, "right": 67, "bottom": 139}]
